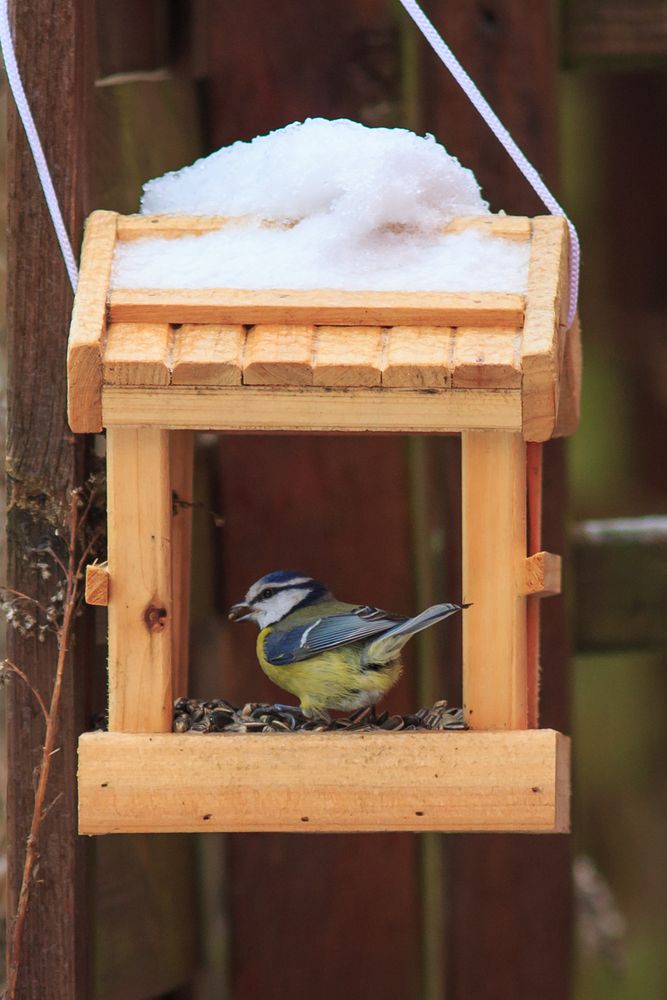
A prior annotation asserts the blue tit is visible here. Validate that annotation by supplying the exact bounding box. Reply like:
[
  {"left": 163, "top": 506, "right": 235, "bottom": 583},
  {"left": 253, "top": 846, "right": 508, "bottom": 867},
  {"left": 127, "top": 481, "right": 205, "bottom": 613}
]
[{"left": 228, "top": 570, "right": 467, "bottom": 717}]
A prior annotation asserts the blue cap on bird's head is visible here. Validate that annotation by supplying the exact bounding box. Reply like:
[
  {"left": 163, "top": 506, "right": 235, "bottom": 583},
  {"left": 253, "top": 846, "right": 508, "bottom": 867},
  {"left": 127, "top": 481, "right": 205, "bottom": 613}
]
[{"left": 228, "top": 570, "right": 333, "bottom": 627}]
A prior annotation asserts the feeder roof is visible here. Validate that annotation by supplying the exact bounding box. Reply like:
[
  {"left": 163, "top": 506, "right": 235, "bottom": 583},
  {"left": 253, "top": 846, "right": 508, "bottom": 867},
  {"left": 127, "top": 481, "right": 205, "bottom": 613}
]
[{"left": 68, "top": 212, "right": 580, "bottom": 442}]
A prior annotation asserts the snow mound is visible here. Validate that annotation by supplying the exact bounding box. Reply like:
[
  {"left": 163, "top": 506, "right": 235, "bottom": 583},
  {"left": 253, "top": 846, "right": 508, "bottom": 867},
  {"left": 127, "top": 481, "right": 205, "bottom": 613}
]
[{"left": 112, "top": 118, "right": 529, "bottom": 293}]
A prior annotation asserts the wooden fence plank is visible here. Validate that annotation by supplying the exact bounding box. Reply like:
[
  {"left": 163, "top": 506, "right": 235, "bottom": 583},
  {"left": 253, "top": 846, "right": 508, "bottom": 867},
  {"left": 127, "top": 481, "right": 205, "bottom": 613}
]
[
  {"left": 423, "top": 3, "right": 572, "bottom": 997},
  {"left": 573, "top": 517, "right": 667, "bottom": 652},
  {"left": 89, "top": 54, "right": 205, "bottom": 999},
  {"left": 5, "top": 1, "right": 94, "bottom": 996},
  {"left": 564, "top": 0, "right": 667, "bottom": 62}
]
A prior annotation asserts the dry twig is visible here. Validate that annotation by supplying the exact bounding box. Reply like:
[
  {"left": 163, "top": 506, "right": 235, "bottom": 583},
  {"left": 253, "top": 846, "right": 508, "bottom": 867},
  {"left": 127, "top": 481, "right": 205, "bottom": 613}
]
[{"left": 4, "top": 486, "right": 103, "bottom": 1000}]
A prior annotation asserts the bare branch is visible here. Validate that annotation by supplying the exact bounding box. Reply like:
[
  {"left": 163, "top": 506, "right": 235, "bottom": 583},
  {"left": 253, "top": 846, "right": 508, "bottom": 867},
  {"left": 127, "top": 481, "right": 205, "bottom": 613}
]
[{"left": 1, "top": 660, "right": 49, "bottom": 724}]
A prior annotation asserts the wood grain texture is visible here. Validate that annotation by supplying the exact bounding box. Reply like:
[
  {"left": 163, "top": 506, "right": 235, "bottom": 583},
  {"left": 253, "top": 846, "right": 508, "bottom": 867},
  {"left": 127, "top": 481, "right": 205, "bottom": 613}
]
[
  {"left": 106, "top": 427, "right": 173, "bottom": 732},
  {"left": 103, "top": 322, "right": 171, "bottom": 385},
  {"left": 462, "top": 431, "right": 527, "bottom": 729},
  {"left": 312, "top": 326, "right": 384, "bottom": 386},
  {"left": 521, "top": 216, "right": 569, "bottom": 441},
  {"left": 172, "top": 324, "right": 244, "bottom": 385},
  {"left": 382, "top": 326, "right": 453, "bottom": 388},
  {"left": 553, "top": 312, "right": 582, "bottom": 437},
  {"left": 525, "top": 552, "right": 562, "bottom": 597},
  {"left": 78, "top": 730, "right": 570, "bottom": 834},
  {"left": 85, "top": 562, "right": 109, "bottom": 606},
  {"left": 452, "top": 327, "right": 522, "bottom": 388},
  {"left": 170, "top": 431, "right": 194, "bottom": 700},
  {"left": 101, "top": 385, "right": 522, "bottom": 433},
  {"left": 117, "top": 212, "right": 532, "bottom": 241},
  {"left": 444, "top": 215, "right": 532, "bottom": 239},
  {"left": 109, "top": 287, "right": 525, "bottom": 327},
  {"left": 243, "top": 324, "right": 314, "bottom": 385},
  {"left": 6, "top": 1, "right": 95, "bottom": 996},
  {"left": 67, "top": 210, "right": 117, "bottom": 431},
  {"left": 116, "top": 213, "right": 231, "bottom": 240}
]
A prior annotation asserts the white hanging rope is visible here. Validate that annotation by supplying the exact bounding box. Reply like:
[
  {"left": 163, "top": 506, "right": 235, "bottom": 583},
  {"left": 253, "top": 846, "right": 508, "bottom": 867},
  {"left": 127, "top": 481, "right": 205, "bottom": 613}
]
[
  {"left": 0, "top": 0, "right": 79, "bottom": 291},
  {"left": 397, "top": 0, "right": 580, "bottom": 328}
]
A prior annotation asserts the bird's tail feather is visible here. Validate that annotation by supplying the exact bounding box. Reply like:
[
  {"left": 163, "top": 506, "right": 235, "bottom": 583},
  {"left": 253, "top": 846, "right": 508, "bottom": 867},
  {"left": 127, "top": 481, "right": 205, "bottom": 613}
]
[{"left": 363, "top": 602, "right": 466, "bottom": 666}]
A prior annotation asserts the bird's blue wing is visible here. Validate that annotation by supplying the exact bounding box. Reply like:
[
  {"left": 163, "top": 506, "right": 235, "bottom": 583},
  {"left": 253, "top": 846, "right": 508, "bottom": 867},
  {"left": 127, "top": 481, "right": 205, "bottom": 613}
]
[{"left": 263, "top": 606, "right": 405, "bottom": 666}]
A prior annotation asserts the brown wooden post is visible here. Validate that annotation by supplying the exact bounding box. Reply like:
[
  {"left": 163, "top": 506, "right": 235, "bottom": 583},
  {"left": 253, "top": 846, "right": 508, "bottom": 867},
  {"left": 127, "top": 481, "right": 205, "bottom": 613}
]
[
  {"left": 5, "top": 0, "right": 94, "bottom": 996},
  {"left": 423, "top": 2, "right": 572, "bottom": 997},
  {"left": 202, "top": 4, "right": 423, "bottom": 996}
]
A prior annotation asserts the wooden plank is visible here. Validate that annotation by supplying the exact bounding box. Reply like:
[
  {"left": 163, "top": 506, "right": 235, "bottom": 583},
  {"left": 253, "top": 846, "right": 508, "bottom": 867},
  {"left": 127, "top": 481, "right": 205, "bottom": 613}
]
[
  {"left": 107, "top": 427, "right": 173, "bottom": 732},
  {"left": 67, "top": 210, "right": 118, "bottom": 432},
  {"left": 109, "top": 287, "right": 526, "bottom": 328},
  {"left": 91, "top": 54, "right": 204, "bottom": 1000},
  {"left": 170, "top": 431, "right": 194, "bottom": 700},
  {"left": 117, "top": 212, "right": 531, "bottom": 241},
  {"left": 202, "top": 8, "right": 423, "bottom": 997},
  {"left": 172, "top": 324, "right": 244, "bottom": 385},
  {"left": 444, "top": 215, "right": 532, "bottom": 240},
  {"left": 313, "top": 326, "right": 384, "bottom": 387},
  {"left": 462, "top": 431, "right": 527, "bottom": 729},
  {"left": 103, "top": 323, "right": 171, "bottom": 386},
  {"left": 243, "top": 325, "right": 314, "bottom": 385},
  {"left": 116, "top": 213, "right": 287, "bottom": 240},
  {"left": 524, "top": 552, "right": 562, "bottom": 597},
  {"left": 91, "top": 834, "right": 198, "bottom": 1000},
  {"left": 553, "top": 312, "right": 582, "bottom": 437},
  {"left": 85, "top": 562, "right": 109, "bottom": 606},
  {"left": 423, "top": 7, "right": 572, "bottom": 998},
  {"left": 78, "top": 730, "right": 570, "bottom": 834},
  {"left": 565, "top": 0, "right": 667, "bottom": 61},
  {"left": 382, "top": 326, "right": 453, "bottom": 388},
  {"left": 521, "top": 216, "right": 569, "bottom": 441},
  {"left": 101, "top": 385, "right": 522, "bottom": 433},
  {"left": 452, "top": 328, "right": 522, "bottom": 388},
  {"left": 6, "top": 0, "right": 95, "bottom": 996}
]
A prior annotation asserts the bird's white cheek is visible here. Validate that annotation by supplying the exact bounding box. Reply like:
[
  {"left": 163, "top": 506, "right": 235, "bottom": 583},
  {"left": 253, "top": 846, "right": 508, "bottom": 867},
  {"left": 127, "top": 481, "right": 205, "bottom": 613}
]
[{"left": 257, "top": 588, "right": 311, "bottom": 627}]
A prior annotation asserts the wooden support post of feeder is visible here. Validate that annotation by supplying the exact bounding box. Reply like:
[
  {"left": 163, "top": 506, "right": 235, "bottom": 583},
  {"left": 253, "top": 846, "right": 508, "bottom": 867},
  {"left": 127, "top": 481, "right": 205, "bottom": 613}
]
[
  {"left": 462, "top": 431, "right": 528, "bottom": 730},
  {"left": 107, "top": 426, "right": 173, "bottom": 732}
]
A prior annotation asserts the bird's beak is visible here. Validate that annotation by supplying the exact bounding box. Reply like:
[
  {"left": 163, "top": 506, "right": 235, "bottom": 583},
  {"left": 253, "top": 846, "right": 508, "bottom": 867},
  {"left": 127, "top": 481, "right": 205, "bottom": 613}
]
[{"left": 228, "top": 602, "right": 253, "bottom": 622}]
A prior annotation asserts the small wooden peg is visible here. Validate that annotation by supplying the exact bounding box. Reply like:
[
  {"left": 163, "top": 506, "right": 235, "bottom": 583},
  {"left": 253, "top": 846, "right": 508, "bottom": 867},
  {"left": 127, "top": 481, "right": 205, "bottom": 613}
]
[
  {"left": 524, "top": 552, "right": 561, "bottom": 597},
  {"left": 85, "top": 562, "right": 110, "bottom": 606}
]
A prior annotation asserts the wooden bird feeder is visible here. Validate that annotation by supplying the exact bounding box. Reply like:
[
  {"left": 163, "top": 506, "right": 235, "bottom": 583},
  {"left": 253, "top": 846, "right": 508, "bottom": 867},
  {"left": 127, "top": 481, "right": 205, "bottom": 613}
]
[{"left": 70, "top": 209, "right": 580, "bottom": 835}]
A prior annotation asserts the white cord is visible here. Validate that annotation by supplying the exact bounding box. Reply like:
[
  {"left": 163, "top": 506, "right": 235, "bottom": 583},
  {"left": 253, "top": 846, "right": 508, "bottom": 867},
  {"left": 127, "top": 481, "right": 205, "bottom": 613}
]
[
  {"left": 0, "top": 0, "right": 79, "bottom": 291},
  {"left": 398, "top": 0, "right": 580, "bottom": 328}
]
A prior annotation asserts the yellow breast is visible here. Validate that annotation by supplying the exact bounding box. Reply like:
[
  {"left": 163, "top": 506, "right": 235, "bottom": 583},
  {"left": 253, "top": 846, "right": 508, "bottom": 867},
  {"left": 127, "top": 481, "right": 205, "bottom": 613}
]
[{"left": 257, "top": 628, "right": 402, "bottom": 714}]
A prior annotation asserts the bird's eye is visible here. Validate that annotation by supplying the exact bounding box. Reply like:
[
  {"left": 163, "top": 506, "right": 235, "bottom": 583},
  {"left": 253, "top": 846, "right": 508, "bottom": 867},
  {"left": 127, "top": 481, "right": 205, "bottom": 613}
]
[{"left": 261, "top": 588, "right": 276, "bottom": 600}]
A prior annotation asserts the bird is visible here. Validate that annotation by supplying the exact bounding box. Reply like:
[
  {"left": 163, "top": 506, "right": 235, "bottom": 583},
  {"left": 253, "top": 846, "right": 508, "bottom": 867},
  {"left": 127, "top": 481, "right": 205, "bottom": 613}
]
[{"left": 228, "top": 570, "right": 467, "bottom": 717}]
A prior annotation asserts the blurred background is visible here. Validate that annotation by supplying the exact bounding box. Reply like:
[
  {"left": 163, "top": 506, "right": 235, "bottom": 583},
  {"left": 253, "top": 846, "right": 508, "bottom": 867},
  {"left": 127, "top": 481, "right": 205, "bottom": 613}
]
[{"left": 1, "top": 1, "right": 666, "bottom": 998}]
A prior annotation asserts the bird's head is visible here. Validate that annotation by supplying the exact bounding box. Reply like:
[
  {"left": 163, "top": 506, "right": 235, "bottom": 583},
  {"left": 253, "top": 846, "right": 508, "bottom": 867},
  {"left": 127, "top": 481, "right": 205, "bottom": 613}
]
[{"left": 228, "top": 571, "right": 333, "bottom": 628}]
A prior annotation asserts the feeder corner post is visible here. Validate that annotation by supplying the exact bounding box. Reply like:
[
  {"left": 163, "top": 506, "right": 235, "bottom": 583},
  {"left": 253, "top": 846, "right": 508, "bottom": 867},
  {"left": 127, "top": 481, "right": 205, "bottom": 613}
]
[{"left": 461, "top": 429, "right": 528, "bottom": 730}]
